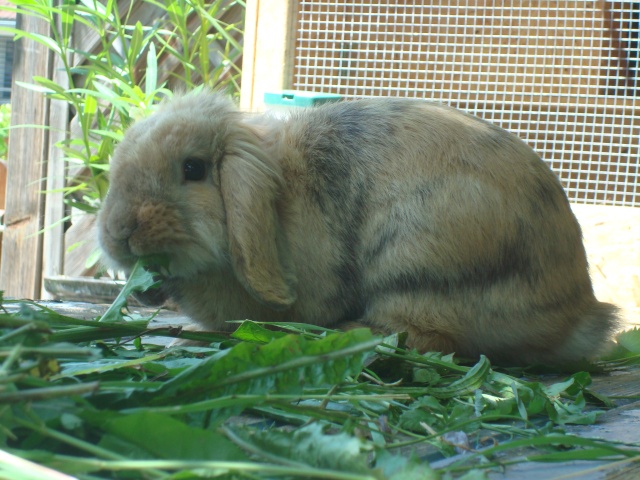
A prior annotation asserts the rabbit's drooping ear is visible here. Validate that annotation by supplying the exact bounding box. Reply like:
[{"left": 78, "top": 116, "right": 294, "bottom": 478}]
[{"left": 220, "top": 122, "right": 297, "bottom": 310}]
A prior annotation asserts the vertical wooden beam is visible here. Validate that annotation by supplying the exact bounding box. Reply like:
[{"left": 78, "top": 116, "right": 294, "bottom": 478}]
[
  {"left": 41, "top": 51, "right": 70, "bottom": 298},
  {"left": 240, "top": 0, "right": 298, "bottom": 111},
  {"left": 0, "top": 13, "right": 52, "bottom": 299}
]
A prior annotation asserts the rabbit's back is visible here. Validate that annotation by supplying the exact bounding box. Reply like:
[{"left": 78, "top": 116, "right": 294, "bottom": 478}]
[{"left": 272, "top": 99, "right": 618, "bottom": 365}]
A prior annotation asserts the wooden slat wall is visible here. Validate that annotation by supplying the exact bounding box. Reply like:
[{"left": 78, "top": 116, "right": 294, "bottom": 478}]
[{"left": 0, "top": 12, "right": 52, "bottom": 298}]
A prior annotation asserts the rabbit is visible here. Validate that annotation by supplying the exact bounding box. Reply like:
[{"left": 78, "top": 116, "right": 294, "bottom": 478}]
[{"left": 98, "top": 90, "right": 620, "bottom": 366}]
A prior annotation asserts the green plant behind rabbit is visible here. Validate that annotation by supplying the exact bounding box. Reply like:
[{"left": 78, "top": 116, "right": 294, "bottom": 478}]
[{"left": 1, "top": 0, "right": 244, "bottom": 216}]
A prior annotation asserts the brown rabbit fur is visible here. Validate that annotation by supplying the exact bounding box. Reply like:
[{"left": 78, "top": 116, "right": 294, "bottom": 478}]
[{"left": 98, "top": 91, "right": 620, "bottom": 366}]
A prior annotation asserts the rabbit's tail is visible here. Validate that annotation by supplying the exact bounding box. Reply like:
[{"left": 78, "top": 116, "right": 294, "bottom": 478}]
[{"left": 556, "top": 301, "right": 622, "bottom": 365}]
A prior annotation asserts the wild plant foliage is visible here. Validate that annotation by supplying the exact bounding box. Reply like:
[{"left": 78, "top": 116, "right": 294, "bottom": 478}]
[{"left": 1, "top": 0, "right": 243, "bottom": 214}]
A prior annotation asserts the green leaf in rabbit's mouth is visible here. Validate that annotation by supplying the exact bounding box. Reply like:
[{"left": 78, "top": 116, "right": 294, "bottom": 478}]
[{"left": 99, "top": 255, "right": 169, "bottom": 322}]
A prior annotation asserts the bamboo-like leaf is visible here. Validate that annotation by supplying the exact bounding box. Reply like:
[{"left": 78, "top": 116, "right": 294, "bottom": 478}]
[
  {"left": 32, "top": 76, "right": 72, "bottom": 96},
  {"left": 59, "top": 0, "right": 75, "bottom": 48},
  {"left": 83, "top": 93, "right": 98, "bottom": 116},
  {"left": 145, "top": 41, "right": 158, "bottom": 96},
  {"left": 195, "top": 2, "right": 243, "bottom": 51},
  {"left": 128, "top": 21, "right": 144, "bottom": 70},
  {"left": 2, "top": 28, "right": 62, "bottom": 54}
]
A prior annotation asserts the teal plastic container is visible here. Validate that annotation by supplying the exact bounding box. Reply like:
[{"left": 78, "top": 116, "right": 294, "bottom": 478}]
[{"left": 264, "top": 90, "right": 343, "bottom": 108}]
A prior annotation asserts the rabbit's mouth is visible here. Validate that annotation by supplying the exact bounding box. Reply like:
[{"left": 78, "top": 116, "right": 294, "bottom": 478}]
[
  {"left": 137, "top": 248, "right": 228, "bottom": 282},
  {"left": 129, "top": 260, "right": 171, "bottom": 307},
  {"left": 132, "top": 279, "right": 169, "bottom": 307}
]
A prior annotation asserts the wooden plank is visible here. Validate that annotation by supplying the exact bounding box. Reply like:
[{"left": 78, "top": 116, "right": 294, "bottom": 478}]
[
  {"left": 239, "top": 0, "right": 259, "bottom": 109},
  {"left": 62, "top": 214, "right": 98, "bottom": 278},
  {"left": 0, "top": 13, "right": 53, "bottom": 299},
  {"left": 41, "top": 38, "right": 70, "bottom": 299},
  {"left": 0, "top": 160, "right": 6, "bottom": 267},
  {"left": 240, "top": 0, "right": 297, "bottom": 111}
]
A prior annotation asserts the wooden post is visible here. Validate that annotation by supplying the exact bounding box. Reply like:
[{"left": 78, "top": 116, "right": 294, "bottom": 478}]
[
  {"left": 0, "top": 13, "right": 53, "bottom": 299},
  {"left": 40, "top": 51, "right": 70, "bottom": 298},
  {"left": 240, "top": 0, "right": 297, "bottom": 111}
]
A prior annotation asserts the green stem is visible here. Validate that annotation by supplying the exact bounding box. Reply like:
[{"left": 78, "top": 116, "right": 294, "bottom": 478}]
[
  {"left": 51, "top": 351, "right": 169, "bottom": 379},
  {"left": 0, "top": 344, "right": 23, "bottom": 375},
  {"left": 0, "top": 382, "right": 100, "bottom": 404},
  {"left": 123, "top": 392, "right": 410, "bottom": 415},
  {"left": 12, "top": 418, "right": 167, "bottom": 479},
  {"left": 12, "top": 455, "right": 378, "bottom": 480},
  {"left": 386, "top": 414, "right": 530, "bottom": 450},
  {"left": 0, "top": 316, "right": 51, "bottom": 332},
  {"left": 0, "top": 373, "right": 27, "bottom": 385},
  {"left": 14, "top": 416, "right": 128, "bottom": 461},
  {"left": 0, "top": 346, "right": 96, "bottom": 358}
]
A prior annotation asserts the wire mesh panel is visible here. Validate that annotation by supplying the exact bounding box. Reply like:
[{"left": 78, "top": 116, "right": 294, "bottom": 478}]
[{"left": 293, "top": 1, "right": 640, "bottom": 206}]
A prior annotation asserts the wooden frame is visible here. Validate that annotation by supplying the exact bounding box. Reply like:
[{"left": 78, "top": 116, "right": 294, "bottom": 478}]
[{"left": 240, "top": 0, "right": 297, "bottom": 111}]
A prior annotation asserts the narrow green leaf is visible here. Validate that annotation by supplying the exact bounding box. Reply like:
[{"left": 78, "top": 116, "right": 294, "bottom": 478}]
[
  {"left": 83, "top": 94, "right": 98, "bottom": 116},
  {"left": 59, "top": 0, "right": 75, "bottom": 48},
  {"left": 32, "top": 76, "right": 71, "bottom": 95},
  {"left": 428, "top": 355, "right": 491, "bottom": 399},
  {"left": 542, "top": 377, "right": 575, "bottom": 398},
  {"left": 145, "top": 41, "right": 158, "bottom": 96},
  {"left": 128, "top": 21, "right": 143, "bottom": 69},
  {"left": 3, "top": 28, "right": 62, "bottom": 54}
]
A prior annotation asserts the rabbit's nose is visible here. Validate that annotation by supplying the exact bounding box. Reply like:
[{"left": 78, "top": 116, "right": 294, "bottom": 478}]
[{"left": 105, "top": 206, "right": 138, "bottom": 242}]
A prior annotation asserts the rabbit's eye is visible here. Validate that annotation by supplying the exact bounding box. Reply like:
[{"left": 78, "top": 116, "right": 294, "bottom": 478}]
[{"left": 183, "top": 158, "right": 207, "bottom": 182}]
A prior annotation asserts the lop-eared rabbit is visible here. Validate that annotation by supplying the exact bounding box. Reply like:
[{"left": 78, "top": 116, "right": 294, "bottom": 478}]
[{"left": 98, "top": 91, "right": 619, "bottom": 366}]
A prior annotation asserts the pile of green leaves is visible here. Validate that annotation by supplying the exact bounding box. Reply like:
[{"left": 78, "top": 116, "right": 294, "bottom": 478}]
[{"left": 1, "top": 265, "right": 640, "bottom": 479}]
